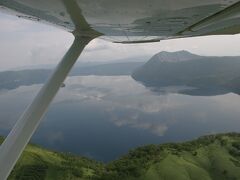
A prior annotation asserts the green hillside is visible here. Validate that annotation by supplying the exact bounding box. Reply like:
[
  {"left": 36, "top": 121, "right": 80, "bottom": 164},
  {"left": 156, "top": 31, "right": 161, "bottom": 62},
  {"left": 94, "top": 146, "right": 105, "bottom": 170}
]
[
  {"left": 101, "top": 133, "right": 240, "bottom": 180},
  {"left": 0, "top": 137, "right": 103, "bottom": 180},
  {"left": 1, "top": 133, "right": 240, "bottom": 180}
]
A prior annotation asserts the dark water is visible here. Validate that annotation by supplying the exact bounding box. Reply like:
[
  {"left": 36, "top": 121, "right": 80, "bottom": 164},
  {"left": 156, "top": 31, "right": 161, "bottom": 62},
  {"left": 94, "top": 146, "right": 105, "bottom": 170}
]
[{"left": 1, "top": 76, "right": 240, "bottom": 162}]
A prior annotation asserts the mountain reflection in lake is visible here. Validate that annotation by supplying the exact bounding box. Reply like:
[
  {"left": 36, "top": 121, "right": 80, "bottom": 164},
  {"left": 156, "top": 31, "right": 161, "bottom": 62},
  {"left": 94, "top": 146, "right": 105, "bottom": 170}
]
[{"left": 1, "top": 76, "right": 240, "bottom": 162}]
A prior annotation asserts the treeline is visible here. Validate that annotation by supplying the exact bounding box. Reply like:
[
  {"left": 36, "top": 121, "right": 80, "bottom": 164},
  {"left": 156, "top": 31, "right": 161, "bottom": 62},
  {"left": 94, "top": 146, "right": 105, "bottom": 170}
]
[{"left": 2, "top": 132, "right": 240, "bottom": 180}]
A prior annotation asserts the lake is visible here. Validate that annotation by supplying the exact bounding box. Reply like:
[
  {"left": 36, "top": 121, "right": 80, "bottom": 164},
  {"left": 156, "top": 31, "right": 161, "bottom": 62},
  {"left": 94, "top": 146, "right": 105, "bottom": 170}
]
[{"left": 1, "top": 76, "right": 240, "bottom": 162}]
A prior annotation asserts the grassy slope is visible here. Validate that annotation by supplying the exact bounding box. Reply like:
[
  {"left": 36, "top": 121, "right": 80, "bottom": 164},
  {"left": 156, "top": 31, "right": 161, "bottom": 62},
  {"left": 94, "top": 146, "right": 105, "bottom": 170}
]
[
  {"left": 0, "top": 137, "right": 103, "bottom": 180},
  {"left": 102, "top": 133, "right": 240, "bottom": 180},
  {"left": 1, "top": 133, "right": 240, "bottom": 180}
]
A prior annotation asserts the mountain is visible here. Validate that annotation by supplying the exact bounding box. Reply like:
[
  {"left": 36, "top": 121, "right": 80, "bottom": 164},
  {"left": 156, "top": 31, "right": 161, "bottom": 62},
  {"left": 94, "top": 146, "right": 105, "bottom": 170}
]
[
  {"left": 0, "top": 69, "right": 52, "bottom": 90},
  {"left": 3, "top": 133, "right": 240, "bottom": 180},
  {"left": 70, "top": 62, "right": 144, "bottom": 76},
  {"left": 0, "top": 62, "right": 144, "bottom": 90},
  {"left": 12, "top": 56, "right": 148, "bottom": 71},
  {"left": 147, "top": 50, "right": 202, "bottom": 63},
  {"left": 132, "top": 51, "right": 240, "bottom": 96}
]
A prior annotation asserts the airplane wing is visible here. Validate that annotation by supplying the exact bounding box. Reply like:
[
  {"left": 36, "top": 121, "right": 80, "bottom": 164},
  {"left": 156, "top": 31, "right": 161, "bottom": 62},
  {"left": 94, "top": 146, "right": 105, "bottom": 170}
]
[{"left": 1, "top": 0, "right": 240, "bottom": 43}]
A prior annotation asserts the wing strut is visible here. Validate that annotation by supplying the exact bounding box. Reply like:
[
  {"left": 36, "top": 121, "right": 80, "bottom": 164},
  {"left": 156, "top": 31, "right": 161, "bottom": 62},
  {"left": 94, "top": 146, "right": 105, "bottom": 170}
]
[{"left": 0, "top": 35, "right": 93, "bottom": 180}]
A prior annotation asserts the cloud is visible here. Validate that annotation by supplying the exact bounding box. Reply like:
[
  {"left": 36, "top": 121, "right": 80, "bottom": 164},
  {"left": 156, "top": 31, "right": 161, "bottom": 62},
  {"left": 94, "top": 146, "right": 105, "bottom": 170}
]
[
  {"left": 44, "top": 75, "right": 181, "bottom": 136},
  {"left": 46, "top": 131, "right": 64, "bottom": 145},
  {"left": 0, "top": 12, "right": 73, "bottom": 70},
  {"left": 108, "top": 111, "right": 168, "bottom": 136},
  {"left": 1, "top": 11, "right": 240, "bottom": 71},
  {"left": 54, "top": 76, "right": 185, "bottom": 113},
  {"left": 0, "top": 85, "right": 41, "bottom": 130},
  {"left": 56, "top": 76, "right": 184, "bottom": 136}
]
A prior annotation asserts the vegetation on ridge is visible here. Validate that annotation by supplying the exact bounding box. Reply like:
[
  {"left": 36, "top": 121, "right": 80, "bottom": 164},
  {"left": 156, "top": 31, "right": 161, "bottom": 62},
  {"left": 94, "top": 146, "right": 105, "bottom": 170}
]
[
  {"left": 0, "top": 137, "right": 103, "bottom": 180},
  {"left": 1, "top": 133, "right": 240, "bottom": 180}
]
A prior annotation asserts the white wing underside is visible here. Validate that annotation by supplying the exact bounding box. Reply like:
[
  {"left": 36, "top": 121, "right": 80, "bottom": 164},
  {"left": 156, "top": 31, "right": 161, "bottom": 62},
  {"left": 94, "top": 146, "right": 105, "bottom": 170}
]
[{"left": 0, "top": 0, "right": 240, "bottom": 42}]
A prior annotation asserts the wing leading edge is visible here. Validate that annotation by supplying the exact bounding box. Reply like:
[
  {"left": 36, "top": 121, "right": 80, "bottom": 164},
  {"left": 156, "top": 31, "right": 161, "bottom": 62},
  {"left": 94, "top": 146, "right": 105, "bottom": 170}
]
[{"left": 0, "top": 0, "right": 240, "bottom": 42}]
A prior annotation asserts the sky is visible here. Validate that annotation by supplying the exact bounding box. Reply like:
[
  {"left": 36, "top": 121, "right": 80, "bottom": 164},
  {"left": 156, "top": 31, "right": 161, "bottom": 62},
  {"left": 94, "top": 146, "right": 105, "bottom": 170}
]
[{"left": 1, "top": 11, "right": 240, "bottom": 71}]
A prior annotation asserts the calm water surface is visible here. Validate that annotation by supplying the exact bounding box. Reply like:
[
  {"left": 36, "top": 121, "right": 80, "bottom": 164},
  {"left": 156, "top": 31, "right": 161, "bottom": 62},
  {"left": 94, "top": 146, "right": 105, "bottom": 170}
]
[{"left": 1, "top": 76, "right": 240, "bottom": 162}]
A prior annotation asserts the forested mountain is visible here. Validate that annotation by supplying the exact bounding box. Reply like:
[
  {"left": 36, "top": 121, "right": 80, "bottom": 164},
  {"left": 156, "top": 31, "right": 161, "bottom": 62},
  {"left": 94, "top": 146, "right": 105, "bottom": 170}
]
[{"left": 132, "top": 51, "right": 240, "bottom": 96}]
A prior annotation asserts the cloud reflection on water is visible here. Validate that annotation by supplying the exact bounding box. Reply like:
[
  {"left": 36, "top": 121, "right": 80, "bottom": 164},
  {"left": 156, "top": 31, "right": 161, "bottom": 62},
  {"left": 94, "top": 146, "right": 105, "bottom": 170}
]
[{"left": 1, "top": 76, "right": 240, "bottom": 161}]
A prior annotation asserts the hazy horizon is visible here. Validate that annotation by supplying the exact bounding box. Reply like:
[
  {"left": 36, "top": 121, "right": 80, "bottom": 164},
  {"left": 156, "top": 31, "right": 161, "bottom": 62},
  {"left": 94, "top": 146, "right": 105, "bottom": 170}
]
[{"left": 1, "top": 12, "right": 240, "bottom": 71}]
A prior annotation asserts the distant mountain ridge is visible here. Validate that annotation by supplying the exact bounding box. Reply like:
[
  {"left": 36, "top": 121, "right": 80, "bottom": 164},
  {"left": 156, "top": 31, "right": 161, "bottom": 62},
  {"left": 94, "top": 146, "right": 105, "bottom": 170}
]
[
  {"left": 0, "top": 61, "right": 144, "bottom": 90},
  {"left": 149, "top": 50, "right": 202, "bottom": 63},
  {"left": 132, "top": 51, "right": 240, "bottom": 96}
]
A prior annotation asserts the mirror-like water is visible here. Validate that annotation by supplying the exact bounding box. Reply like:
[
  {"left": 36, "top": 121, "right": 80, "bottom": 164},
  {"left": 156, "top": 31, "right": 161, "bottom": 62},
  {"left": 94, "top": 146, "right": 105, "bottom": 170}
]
[{"left": 1, "top": 76, "right": 240, "bottom": 162}]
